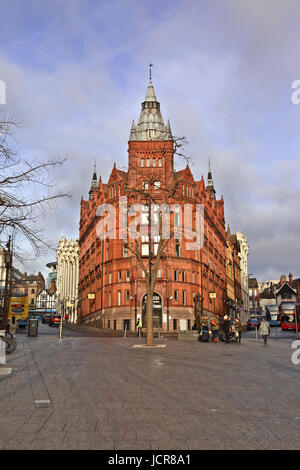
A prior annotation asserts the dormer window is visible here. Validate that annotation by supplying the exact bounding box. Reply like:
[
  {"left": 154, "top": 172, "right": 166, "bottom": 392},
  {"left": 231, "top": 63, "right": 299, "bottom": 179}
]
[{"left": 147, "top": 129, "right": 156, "bottom": 139}]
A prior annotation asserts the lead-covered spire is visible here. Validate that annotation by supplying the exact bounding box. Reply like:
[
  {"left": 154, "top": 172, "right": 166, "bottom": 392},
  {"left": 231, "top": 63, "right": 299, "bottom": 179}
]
[
  {"left": 89, "top": 162, "right": 98, "bottom": 199},
  {"left": 207, "top": 161, "right": 216, "bottom": 199},
  {"left": 129, "top": 74, "right": 173, "bottom": 141}
]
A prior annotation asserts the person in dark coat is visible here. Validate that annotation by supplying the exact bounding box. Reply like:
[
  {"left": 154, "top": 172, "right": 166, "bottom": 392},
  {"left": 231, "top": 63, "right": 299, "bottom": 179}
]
[{"left": 223, "top": 315, "right": 231, "bottom": 343}]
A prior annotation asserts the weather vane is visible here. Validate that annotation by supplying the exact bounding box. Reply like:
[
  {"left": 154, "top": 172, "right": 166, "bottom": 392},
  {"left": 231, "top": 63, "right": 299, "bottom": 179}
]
[{"left": 149, "top": 61, "right": 153, "bottom": 80}]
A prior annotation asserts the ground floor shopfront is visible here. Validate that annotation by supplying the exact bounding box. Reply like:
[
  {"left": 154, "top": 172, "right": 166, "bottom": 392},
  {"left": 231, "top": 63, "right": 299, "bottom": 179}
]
[{"left": 79, "top": 290, "right": 225, "bottom": 332}]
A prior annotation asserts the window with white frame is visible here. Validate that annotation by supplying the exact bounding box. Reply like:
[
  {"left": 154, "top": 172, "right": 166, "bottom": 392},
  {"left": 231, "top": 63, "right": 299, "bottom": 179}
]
[
  {"left": 142, "top": 236, "right": 149, "bottom": 256},
  {"left": 117, "top": 291, "right": 121, "bottom": 306},
  {"left": 153, "top": 235, "right": 160, "bottom": 255},
  {"left": 141, "top": 205, "right": 149, "bottom": 225},
  {"left": 174, "top": 206, "right": 181, "bottom": 227},
  {"left": 123, "top": 243, "right": 128, "bottom": 258}
]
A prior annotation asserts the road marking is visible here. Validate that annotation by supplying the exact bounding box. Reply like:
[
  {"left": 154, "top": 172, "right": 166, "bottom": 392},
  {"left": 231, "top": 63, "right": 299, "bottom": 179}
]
[
  {"left": 34, "top": 400, "right": 51, "bottom": 404},
  {"left": 0, "top": 368, "right": 12, "bottom": 375}
]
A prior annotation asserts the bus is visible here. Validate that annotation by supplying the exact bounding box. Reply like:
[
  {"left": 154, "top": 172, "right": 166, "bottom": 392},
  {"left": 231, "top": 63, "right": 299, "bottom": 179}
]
[
  {"left": 9, "top": 295, "right": 29, "bottom": 329},
  {"left": 265, "top": 305, "right": 280, "bottom": 327},
  {"left": 280, "top": 301, "right": 297, "bottom": 330}
]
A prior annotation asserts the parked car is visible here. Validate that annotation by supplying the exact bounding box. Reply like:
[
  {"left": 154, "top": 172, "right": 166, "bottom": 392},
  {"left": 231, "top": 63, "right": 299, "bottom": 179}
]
[
  {"left": 42, "top": 314, "right": 52, "bottom": 324},
  {"left": 247, "top": 318, "right": 261, "bottom": 330},
  {"left": 49, "top": 315, "right": 61, "bottom": 327}
]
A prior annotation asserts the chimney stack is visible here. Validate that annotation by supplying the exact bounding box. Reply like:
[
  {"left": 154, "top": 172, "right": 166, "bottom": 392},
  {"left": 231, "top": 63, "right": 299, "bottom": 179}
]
[
  {"left": 280, "top": 274, "right": 287, "bottom": 286},
  {"left": 289, "top": 273, "right": 293, "bottom": 285}
]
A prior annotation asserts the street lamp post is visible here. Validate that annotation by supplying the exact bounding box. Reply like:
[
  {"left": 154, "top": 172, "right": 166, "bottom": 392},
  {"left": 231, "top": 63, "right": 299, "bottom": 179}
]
[
  {"left": 1, "top": 237, "right": 11, "bottom": 331},
  {"left": 100, "top": 239, "right": 104, "bottom": 329},
  {"left": 134, "top": 294, "right": 137, "bottom": 330}
]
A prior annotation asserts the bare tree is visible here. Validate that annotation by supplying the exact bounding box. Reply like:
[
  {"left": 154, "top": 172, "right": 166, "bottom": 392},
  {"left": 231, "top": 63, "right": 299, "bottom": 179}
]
[
  {"left": 123, "top": 136, "right": 193, "bottom": 346},
  {"left": 0, "top": 114, "right": 70, "bottom": 259}
]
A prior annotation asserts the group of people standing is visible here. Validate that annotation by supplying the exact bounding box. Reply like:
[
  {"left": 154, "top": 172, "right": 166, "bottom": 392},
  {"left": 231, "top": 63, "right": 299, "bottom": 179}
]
[
  {"left": 197, "top": 314, "right": 243, "bottom": 343},
  {"left": 197, "top": 314, "right": 270, "bottom": 345},
  {"left": 222, "top": 315, "right": 243, "bottom": 343}
]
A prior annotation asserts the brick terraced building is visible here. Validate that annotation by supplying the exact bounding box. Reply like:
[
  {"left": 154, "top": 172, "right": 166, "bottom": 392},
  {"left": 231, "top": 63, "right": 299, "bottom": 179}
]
[{"left": 78, "top": 77, "right": 228, "bottom": 332}]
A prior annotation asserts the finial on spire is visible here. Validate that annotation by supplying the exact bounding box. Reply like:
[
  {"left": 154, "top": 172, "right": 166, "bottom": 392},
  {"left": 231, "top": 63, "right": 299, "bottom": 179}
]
[{"left": 149, "top": 61, "right": 153, "bottom": 80}]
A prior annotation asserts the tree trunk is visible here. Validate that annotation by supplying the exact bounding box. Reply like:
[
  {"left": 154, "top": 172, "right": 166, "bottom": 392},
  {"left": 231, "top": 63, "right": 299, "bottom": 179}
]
[{"left": 146, "top": 288, "right": 154, "bottom": 346}]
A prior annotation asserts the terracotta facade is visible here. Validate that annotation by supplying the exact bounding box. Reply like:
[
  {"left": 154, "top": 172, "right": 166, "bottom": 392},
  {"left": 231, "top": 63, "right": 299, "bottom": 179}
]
[{"left": 78, "top": 79, "right": 228, "bottom": 331}]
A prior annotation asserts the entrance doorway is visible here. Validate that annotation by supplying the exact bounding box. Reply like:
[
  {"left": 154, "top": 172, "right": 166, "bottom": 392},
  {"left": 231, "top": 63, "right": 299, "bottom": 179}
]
[{"left": 142, "top": 293, "right": 162, "bottom": 328}]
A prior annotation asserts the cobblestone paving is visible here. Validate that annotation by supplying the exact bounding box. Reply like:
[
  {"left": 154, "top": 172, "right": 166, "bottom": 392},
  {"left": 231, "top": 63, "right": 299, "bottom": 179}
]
[{"left": 1, "top": 324, "right": 300, "bottom": 450}]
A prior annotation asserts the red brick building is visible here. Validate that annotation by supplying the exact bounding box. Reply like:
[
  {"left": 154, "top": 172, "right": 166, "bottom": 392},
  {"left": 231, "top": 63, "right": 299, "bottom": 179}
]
[
  {"left": 248, "top": 278, "right": 260, "bottom": 314},
  {"left": 78, "top": 78, "right": 227, "bottom": 331},
  {"left": 225, "top": 225, "right": 242, "bottom": 318}
]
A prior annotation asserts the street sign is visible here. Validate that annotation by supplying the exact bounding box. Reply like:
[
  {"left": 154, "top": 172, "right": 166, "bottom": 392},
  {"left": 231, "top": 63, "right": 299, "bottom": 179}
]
[
  {"left": 209, "top": 292, "right": 216, "bottom": 299},
  {"left": 88, "top": 293, "right": 95, "bottom": 299}
]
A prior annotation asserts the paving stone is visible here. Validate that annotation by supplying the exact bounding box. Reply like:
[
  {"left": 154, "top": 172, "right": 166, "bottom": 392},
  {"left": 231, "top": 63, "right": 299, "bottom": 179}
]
[
  {"left": 77, "top": 440, "right": 114, "bottom": 450},
  {"left": 151, "top": 439, "right": 189, "bottom": 450},
  {"left": 3, "top": 325, "right": 300, "bottom": 450},
  {"left": 114, "top": 439, "right": 152, "bottom": 450}
]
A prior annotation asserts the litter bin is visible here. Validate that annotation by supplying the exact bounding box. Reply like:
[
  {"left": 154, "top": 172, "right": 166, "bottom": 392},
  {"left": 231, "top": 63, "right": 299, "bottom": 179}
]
[{"left": 28, "top": 318, "right": 38, "bottom": 337}]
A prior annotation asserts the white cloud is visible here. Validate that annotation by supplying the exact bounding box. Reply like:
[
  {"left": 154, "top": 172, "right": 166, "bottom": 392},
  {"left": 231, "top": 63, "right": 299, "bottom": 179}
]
[{"left": 0, "top": 0, "right": 300, "bottom": 281}]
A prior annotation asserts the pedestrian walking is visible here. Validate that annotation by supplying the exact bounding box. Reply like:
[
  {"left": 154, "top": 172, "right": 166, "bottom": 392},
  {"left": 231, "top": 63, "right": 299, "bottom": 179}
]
[
  {"left": 7, "top": 316, "right": 18, "bottom": 338},
  {"left": 136, "top": 318, "right": 142, "bottom": 337},
  {"left": 211, "top": 316, "right": 219, "bottom": 343},
  {"left": 223, "top": 315, "right": 231, "bottom": 343},
  {"left": 259, "top": 318, "right": 270, "bottom": 345},
  {"left": 235, "top": 317, "right": 243, "bottom": 343},
  {"left": 65, "top": 313, "right": 69, "bottom": 324}
]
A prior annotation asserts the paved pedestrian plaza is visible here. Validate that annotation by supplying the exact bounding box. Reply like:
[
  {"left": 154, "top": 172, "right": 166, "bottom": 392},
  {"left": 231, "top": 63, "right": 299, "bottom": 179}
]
[{"left": 1, "top": 323, "right": 300, "bottom": 450}]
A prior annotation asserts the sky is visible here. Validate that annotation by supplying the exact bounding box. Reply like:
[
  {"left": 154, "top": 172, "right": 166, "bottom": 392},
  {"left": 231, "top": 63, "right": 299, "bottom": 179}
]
[{"left": 0, "top": 0, "right": 299, "bottom": 281}]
